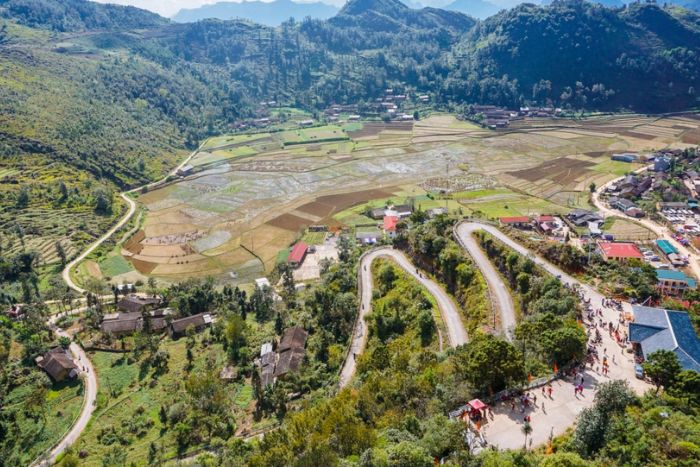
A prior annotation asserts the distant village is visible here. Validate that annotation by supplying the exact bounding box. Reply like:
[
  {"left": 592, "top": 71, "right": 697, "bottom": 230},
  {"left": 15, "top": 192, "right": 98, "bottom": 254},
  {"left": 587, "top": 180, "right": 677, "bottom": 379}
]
[
  {"left": 230, "top": 88, "right": 430, "bottom": 131},
  {"left": 465, "top": 105, "right": 564, "bottom": 129}
]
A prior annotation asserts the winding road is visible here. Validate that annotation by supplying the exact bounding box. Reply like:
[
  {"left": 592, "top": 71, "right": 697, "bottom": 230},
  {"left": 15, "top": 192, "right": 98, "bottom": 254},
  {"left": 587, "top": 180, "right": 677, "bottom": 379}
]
[
  {"left": 454, "top": 222, "right": 517, "bottom": 340},
  {"left": 338, "top": 247, "right": 468, "bottom": 388},
  {"left": 34, "top": 307, "right": 98, "bottom": 467},
  {"left": 39, "top": 147, "right": 201, "bottom": 464},
  {"left": 452, "top": 221, "right": 651, "bottom": 449}
]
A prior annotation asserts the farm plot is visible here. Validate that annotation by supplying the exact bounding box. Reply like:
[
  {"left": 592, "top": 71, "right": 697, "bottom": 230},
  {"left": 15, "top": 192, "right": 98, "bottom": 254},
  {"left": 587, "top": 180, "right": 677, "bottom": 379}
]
[
  {"left": 603, "top": 218, "right": 657, "bottom": 241},
  {"left": 126, "top": 113, "right": 694, "bottom": 285}
]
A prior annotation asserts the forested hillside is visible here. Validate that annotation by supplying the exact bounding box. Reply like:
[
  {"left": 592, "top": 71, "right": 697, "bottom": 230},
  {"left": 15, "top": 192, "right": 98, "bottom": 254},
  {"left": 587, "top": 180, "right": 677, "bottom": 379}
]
[
  {"left": 446, "top": 1, "right": 700, "bottom": 110},
  {"left": 0, "top": 0, "right": 168, "bottom": 31}
]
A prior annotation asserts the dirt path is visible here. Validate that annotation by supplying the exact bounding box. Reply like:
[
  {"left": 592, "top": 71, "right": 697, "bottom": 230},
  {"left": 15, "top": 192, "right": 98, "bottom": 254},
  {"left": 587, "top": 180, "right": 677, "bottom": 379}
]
[
  {"left": 32, "top": 307, "right": 97, "bottom": 466},
  {"left": 454, "top": 222, "right": 517, "bottom": 340},
  {"left": 452, "top": 221, "right": 651, "bottom": 450},
  {"left": 338, "top": 247, "right": 468, "bottom": 388},
  {"left": 48, "top": 147, "right": 199, "bottom": 464}
]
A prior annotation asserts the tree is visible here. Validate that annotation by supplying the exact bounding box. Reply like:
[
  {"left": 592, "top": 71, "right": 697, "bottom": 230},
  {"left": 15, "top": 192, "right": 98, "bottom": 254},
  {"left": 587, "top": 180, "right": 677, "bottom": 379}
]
[
  {"left": 55, "top": 240, "right": 67, "bottom": 266},
  {"left": 387, "top": 441, "right": 432, "bottom": 467},
  {"left": 643, "top": 350, "right": 682, "bottom": 393},
  {"left": 417, "top": 309, "right": 435, "bottom": 346},
  {"left": 223, "top": 314, "right": 248, "bottom": 362},
  {"left": 589, "top": 182, "right": 596, "bottom": 193},
  {"left": 454, "top": 334, "right": 526, "bottom": 395}
]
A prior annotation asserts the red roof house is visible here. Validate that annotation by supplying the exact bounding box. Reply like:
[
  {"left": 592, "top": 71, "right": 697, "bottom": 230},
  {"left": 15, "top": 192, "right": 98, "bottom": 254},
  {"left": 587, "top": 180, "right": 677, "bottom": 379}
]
[
  {"left": 288, "top": 242, "right": 309, "bottom": 268},
  {"left": 536, "top": 215, "right": 555, "bottom": 223},
  {"left": 383, "top": 215, "right": 399, "bottom": 232},
  {"left": 597, "top": 241, "right": 643, "bottom": 261}
]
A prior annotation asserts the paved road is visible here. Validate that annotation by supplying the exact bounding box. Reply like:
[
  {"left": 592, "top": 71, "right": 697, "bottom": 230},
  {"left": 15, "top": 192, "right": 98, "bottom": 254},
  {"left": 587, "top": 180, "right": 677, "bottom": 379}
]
[
  {"left": 592, "top": 170, "right": 700, "bottom": 279},
  {"left": 454, "top": 222, "right": 517, "bottom": 340},
  {"left": 453, "top": 221, "right": 651, "bottom": 449},
  {"left": 338, "top": 247, "right": 468, "bottom": 388},
  {"left": 33, "top": 307, "right": 97, "bottom": 467}
]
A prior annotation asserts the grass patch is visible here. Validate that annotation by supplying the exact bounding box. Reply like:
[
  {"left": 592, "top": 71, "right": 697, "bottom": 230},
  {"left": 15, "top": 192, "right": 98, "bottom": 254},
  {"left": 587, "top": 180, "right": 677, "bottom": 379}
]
[
  {"left": 98, "top": 254, "right": 134, "bottom": 278},
  {"left": 301, "top": 231, "right": 326, "bottom": 245}
]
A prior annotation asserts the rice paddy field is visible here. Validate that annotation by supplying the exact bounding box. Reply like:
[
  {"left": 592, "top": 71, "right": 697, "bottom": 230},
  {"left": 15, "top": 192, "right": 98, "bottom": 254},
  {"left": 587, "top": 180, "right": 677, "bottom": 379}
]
[{"left": 76, "top": 113, "right": 700, "bottom": 286}]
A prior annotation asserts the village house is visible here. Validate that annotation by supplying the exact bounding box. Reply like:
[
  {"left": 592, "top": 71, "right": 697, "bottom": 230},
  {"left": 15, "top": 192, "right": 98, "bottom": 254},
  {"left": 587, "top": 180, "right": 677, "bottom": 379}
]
[
  {"left": 369, "top": 207, "right": 387, "bottom": 220},
  {"left": 168, "top": 313, "right": 213, "bottom": 339},
  {"left": 567, "top": 209, "right": 603, "bottom": 227},
  {"left": 383, "top": 215, "right": 399, "bottom": 238},
  {"left": 177, "top": 165, "right": 193, "bottom": 176},
  {"left": 100, "top": 309, "right": 172, "bottom": 336},
  {"left": 287, "top": 242, "right": 309, "bottom": 268},
  {"left": 36, "top": 347, "right": 78, "bottom": 382},
  {"left": 274, "top": 327, "right": 308, "bottom": 379},
  {"left": 609, "top": 197, "right": 645, "bottom": 218},
  {"left": 259, "top": 342, "right": 276, "bottom": 387},
  {"left": 4, "top": 304, "right": 24, "bottom": 319},
  {"left": 116, "top": 295, "right": 161, "bottom": 314},
  {"left": 392, "top": 204, "right": 413, "bottom": 218},
  {"left": 656, "top": 269, "right": 697, "bottom": 296},
  {"left": 356, "top": 232, "right": 379, "bottom": 245},
  {"left": 597, "top": 241, "right": 644, "bottom": 262},
  {"left": 499, "top": 216, "right": 531, "bottom": 229},
  {"left": 255, "top": 277, "right": 271, "bottom": 289}
]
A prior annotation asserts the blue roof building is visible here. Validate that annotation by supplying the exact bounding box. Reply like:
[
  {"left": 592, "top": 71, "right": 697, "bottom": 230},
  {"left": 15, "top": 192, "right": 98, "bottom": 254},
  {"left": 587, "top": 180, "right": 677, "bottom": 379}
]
[
  {"left": 656, "top": 239, "right": 679, "bottom": 256},
  {"left": 629, "top": 306, "right": 700, "bottom": 372}
]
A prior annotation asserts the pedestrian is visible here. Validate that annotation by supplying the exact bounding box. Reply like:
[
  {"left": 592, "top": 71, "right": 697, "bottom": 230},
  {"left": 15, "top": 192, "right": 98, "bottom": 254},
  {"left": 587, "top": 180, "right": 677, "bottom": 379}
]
[
  {"left": 511, "top": 400, "right": 516, "bottom": 411},
  {"left": 533, "top": 394, "right": 537, "bottom": 405},
  {"left": 542, "top": 386, "right": 546, "bottom": 396},
  {"left": 547, "top": 386, "right": 553, "bottom": 398},
  {"left": 612, "top": 355, "right": 616, "bottom": 364}
]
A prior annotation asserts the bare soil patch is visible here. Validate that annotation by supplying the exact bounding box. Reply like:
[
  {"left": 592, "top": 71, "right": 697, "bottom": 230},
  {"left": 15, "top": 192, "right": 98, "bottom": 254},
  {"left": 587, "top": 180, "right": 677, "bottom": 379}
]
[
  {"left": 266, "top": 213, "right": 313, "bottom": 231},
  {"left": 621, "top": 131, "right": 656, "bottom": 140},
  {"left": 131, "top": 257, "right": 157, "bottom": 274},
  {"left": 507, "top": 157, "right": 595, "bottom": 183},
  {"left": 296, "top": 201, "right": 336, "bottom": 218},
  {"left": 682, "top": 129, "right": 700, "bottom": 145},
  {"left": 123, "top": 230, "right": 145, "bottom": 255}
]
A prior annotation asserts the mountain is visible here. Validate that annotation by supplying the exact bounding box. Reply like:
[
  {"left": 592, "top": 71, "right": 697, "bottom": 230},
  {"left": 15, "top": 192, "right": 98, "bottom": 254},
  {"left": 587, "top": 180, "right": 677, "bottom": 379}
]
[
  {"left": 330, "top": 0, "right": 475, "bottom": 32},
  {"left": 447, "top": 1, "right": 700, "bottom": 111},
  {"left": 444, "top": 0, "right": 501, "bottom": 19},
  {"left": 172, "top": 0, "right": 339, "bottom": 26},
  {"left": 0, "top": 0, "right": 168, "bottom": 31}
]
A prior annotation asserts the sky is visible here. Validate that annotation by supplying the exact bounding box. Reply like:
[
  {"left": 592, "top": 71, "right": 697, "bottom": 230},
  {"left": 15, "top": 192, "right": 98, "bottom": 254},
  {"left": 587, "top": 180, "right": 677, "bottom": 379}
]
[{"left": 94, "top": 0, "right": 524, "bottom": 18}]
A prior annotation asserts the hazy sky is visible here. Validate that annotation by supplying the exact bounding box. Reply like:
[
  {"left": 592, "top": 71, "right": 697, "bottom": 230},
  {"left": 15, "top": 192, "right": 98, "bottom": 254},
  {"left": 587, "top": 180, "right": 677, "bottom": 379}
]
[{"left": 94, "top": 0, "right": 523, "bottom": 18}]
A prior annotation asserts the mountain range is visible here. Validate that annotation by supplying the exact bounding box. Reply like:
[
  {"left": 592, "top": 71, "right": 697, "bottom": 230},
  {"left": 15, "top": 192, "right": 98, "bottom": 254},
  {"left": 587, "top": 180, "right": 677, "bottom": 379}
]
[
  {"left": 173, "top": 0, "right": 340, "bottom": 26},
  {"left": 0, "top": 0, "right": 699, "bottom": 199}
]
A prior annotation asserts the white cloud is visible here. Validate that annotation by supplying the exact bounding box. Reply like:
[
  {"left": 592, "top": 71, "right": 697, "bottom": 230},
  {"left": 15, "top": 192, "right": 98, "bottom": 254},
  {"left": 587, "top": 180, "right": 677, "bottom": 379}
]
[
  {"left": 94, "top": 0, "right": 532, "bottom": 18},
  {"left": 94, "top": 0, "right": 345, "bottom": 17}
]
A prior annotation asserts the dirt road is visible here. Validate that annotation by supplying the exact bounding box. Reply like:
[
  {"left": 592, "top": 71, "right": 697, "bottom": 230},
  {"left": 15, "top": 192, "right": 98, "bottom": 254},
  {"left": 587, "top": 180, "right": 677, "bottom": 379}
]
[{"left": 338, "top": 247, "right": 468, "bottom": 388}]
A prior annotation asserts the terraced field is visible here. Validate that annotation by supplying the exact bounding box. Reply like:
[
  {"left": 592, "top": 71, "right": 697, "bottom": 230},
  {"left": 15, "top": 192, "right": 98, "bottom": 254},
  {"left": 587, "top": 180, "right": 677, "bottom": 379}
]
[{"left": 75, "top": 113, "right": 700, "bottom": 286}]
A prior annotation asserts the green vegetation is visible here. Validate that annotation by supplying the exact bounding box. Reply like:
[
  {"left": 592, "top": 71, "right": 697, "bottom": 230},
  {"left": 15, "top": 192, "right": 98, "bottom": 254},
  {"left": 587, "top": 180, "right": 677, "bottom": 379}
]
[
  {"left": 476, "top": 232, "right": 587, "bottom": 375},
  {"left": 401, "top": 216, "right": 491, "bottom": 335}
]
